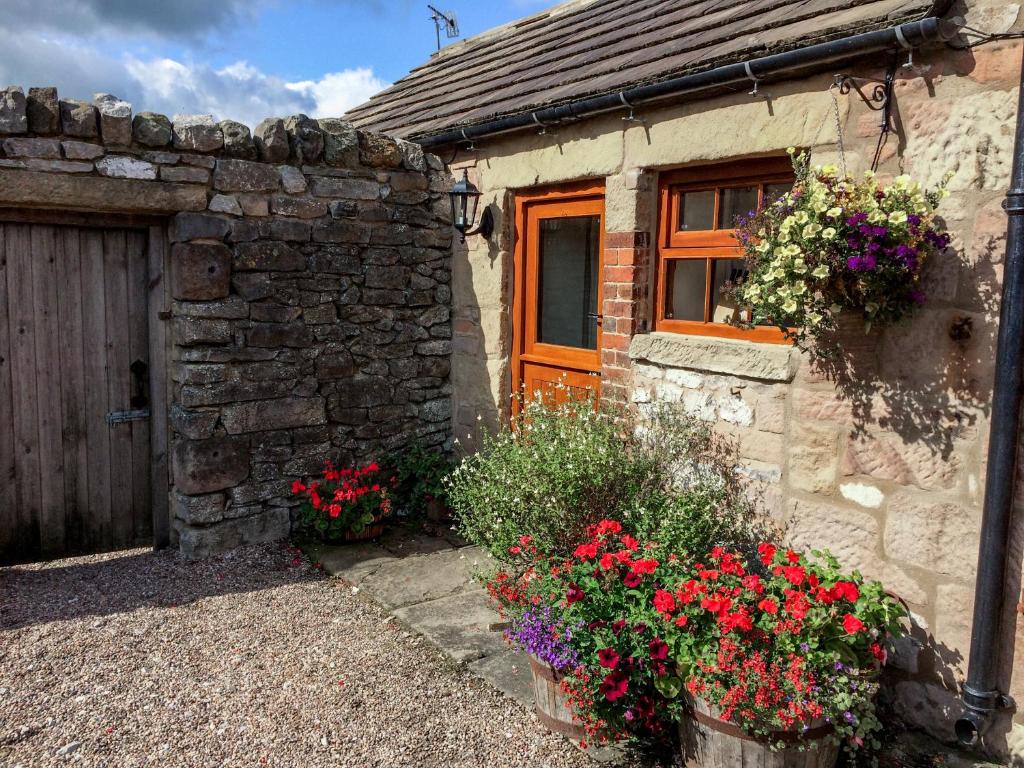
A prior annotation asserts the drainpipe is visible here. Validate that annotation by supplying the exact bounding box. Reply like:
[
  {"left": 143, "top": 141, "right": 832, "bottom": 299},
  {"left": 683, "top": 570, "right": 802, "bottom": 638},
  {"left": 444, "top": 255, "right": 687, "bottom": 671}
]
[{"left": 955, "top": 54, "right": 1024, "bottom": 748}]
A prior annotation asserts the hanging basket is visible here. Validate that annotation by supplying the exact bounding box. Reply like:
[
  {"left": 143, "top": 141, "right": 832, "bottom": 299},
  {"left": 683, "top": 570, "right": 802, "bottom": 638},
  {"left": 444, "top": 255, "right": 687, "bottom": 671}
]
[
  {"left": 528, "top": 655, "right": 586, "bottom": 742},
  {"left": 679, "top": 696, "right": 838, "bottom": 768}
]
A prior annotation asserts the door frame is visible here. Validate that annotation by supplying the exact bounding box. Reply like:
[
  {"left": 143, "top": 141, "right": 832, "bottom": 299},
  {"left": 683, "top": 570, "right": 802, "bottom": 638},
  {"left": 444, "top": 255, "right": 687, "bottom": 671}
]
[
  {"left": 511, "top": 181, "right": 606, "bottom": 415},
  {"left": 0, "top": 208, "right": 172, "bottom": 552}
]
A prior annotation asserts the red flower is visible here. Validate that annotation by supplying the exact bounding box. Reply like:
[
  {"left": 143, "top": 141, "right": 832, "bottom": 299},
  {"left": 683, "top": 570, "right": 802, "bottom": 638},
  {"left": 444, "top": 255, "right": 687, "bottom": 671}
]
[
  {"left": 758, "top": 598, "right": 779, "bottom": 615},
  {"left": 595, "top": 520, "right": 623, "bottom": 535},
  {"left": 599, "top": 553, "right": 615, "bottom": 570},
  {"left": 597, "top": 647, "right": 620, "bottom": 669},
  {"left": 519, "top": 535, "right": 532, "bottom": 546},
  {"left": 620, "top": 534, "right": 640, "bottom": 552},
  {"left": 781, "top": 565, "right": 806, "bottom": 586},
  {"left": 632, "top": 558, "right": 659, "bottom": 575},
  {"left": 508, "top": 546, "right": 521, "bottom": 555},
  {"left": 742, "top": 575, "right": 764, "bottom": 594},
  {"left": 649, "top": 638, "right": 669, "bottom": 661},
  {"left": 843, "top": 614, "right": 865, "bottom": 634},
  {"left": 757, "top": 543, "right": 777, "bottom": 566},
  {"left": 291, "top": 480, "right": 307, "bottom": 494},
  {"left": 565, "top": 584, "right": 585, "bottom": 605},
  {"left": 785, "top": 550, "right": 800, "bottom": 564},
  {"left": 674, "top": 615, "right": 689, "bottom": 628},
  {"left": 832, "top": 581, "right": 860, "bottom": 602},
  {"left": 611, "top": 619, "right": 627, "bottom": 635},
  {"left": 623, "top": 571, "right": 642, "bottom": 588},
  {"left": 574, "top": 542, "right": 599, "bottom": 560},
  {"left": 870, "top": 643, "right": 887, "bottom": 663},
  {"left": 328, "top": 504, "right": 341, "bottom": 519},
  {"left": 653, "top": 589, "right": 676, "bottom": 614},
  {"left": 599, "top": 672, "right": 629, "bottom": 702}
]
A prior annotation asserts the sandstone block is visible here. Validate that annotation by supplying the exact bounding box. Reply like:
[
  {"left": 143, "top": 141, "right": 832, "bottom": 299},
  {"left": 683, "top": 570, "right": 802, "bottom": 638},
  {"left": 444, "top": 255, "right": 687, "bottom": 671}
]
[
  {"left": 284, "top": 114, "right": 324, "bottom": 164},
  {"left": 219, "top": 119, "right": 257, "bottom": 159},
  {"left": 170, "top": 212, "right": 230, "bottom": 242},
  {"left": 358, "top": 131, "right": 403, "bottom": 168},
  {"left": 884, "top": 496, "right": 979, "bottom": 577},
  {"left": 177, "top": 508, "right": 290, "bottom": 560},
  {"left": 221, "top": 397, "right": 327, "bottom": 435},
  {"left": 171, "top": 242, "right": 232, "bottom": 300},
  {"left": 279, "top": 165, "right": 307, "bottom": 194},
  {"left": 209, "top": 194, "right": 243, "bottom": 216},
  {"left": 93, "top": 93, "right": 132, "bottom": 146},
  {"left": 173, "top": 114, "right": 224, "bottom": 152},
  {"left": 62, "top": 140, "right": 105, "bottom": 160},
  {"left": 318, "top": 118, "right": 359, "bottom": 166},
  {"left": 0, "top": 87, "right": 27, "bottom": 134},
  {"left": 842, "top": 432, "right": 960, "bottom": 491},
  {"left": 26, "top": 87, "right": 58, "bottom": 134},
  {"left": 786, "top": 497, "right": 881, "bottom": 573},
  {"left": 133, "top": 112, "right": 173, "bottom": 147},
  {"left": 233, "top": 241, "right": 306, "bottom": 271},
  {"left": 788, "top": 422, "right": 839, "bottom": 493},
  {"left": 2, "top": 137, "right": 60, "bottom": 159},
  {"left": 254, "top": 118, "right": 289, "bottom": 163},
  {"left": 214, "top": 158, "right": 281, "bottom": 192},
  {"left": 159, "top": 165, "right": 209, "bottom": 184},
  {"left": 172, "top": 435, "right": 250, "bottom": 495},
  {"left": 96, "top": 155, "right": 157, "bottom": 180},
  {"left": 838, "top": 482, "right": 885, "bottom": 509},
  {"left": 629, "top": 332, "right": 797, "bottom": 382}
]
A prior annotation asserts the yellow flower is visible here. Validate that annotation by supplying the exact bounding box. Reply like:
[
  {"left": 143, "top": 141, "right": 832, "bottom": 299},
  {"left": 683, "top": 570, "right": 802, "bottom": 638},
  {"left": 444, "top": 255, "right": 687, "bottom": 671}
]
[
  {"left": 794, "top": 210, "right": 810, "bottom": 225},
  {"left": 778, "top": 230, "right": 791, "bottom": 244},
  {"left": 821, "top": 164, "right": 838, "bottom": 176},
  {"left": 792, "top": 281, "right": 808, "bottom": 296},
  {"left": 802, "top": 223, "right": 822, "bottom": 239},
  {"left": 745, "top": 283, "right": 762, "bottom": 300},
  {"left": 807, "top": 311, "right": 823, "bottom": 326},
  {"left": 888, "top": 210, "right": 908, "bottom": 225},
  {"left": 792, "top": 258, "right": 807, "bottom": 274},
  {"left": 782, "top": 298, "right": 798, "bottom": 314},
  {"left": 811, "top": 265, "right": 830, "bottom": 279},
  {"left": 784, "top": 244, "right": 802, "bottom": 257},
  {"left": 826, "top": 207, "right": 843, "bottom": 218},
  {"left": 821, "top": 227, "right": 837, "bottom": 240},
  {"left": 756, "top": 240, "right": 772, "bottom": 253}
]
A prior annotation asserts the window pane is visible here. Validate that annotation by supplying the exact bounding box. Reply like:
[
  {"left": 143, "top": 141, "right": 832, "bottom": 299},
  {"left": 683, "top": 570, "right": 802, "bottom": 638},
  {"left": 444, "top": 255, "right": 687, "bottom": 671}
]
[
  {"left": 717, "top": 185, "right": 759, "bottom": 229},
  {"left": 677, "top": 190, "right": 715, "bottom": 231},
  {"left": 763, "top": 181, "right": 794, "bottom": 206},
  {"left": 710, "top": 258, "right": 748, "bottom": 324},
  {"left": 665, "top": 260, "right": 707, "bottom": 322},
  {"left": 537, "top": 215, "right": 600, "bottom": 349}
]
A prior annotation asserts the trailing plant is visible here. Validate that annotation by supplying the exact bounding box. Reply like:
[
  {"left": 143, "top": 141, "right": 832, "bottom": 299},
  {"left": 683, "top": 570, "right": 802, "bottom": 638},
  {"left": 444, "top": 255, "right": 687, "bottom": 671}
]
[
  {"left": 732, "top": 150, "right": 951, "bottom": 350},
  {"left": 390, "top": 443, "right": 453, "bottom": 517},
  {"left": 292, "top": 460, "right": 394, "bottom": 542}
]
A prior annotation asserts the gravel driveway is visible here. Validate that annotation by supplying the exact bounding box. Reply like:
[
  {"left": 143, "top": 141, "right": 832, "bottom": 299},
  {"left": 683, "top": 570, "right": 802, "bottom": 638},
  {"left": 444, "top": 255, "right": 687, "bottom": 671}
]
[{"left": 0, "top": 544, "right": 601, "bottom": 768}]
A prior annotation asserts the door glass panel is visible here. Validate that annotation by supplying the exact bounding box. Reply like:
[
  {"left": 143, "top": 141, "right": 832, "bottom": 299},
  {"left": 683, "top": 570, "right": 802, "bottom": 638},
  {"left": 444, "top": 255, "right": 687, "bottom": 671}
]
[
  {"left": 665, "top": 259, "right": 707, "bottom": 321},
  {"left": 717, "top": 185, "right": 759, "bottom": 229},
  {"left": 710, "top": 258, "right": 748, "bottom": 324},
  {"left": 537, "top": 215, "right": 600, "bottom": 349},
  {"left": 677, "top": 190, "right": 715, "bottom": 231}
]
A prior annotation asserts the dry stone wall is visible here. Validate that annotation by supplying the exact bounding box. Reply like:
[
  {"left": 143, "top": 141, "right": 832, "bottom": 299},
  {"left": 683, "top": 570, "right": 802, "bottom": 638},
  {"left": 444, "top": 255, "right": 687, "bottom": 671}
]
[{"left": 0, "top": 86, "right": 453, "bottom": 558}]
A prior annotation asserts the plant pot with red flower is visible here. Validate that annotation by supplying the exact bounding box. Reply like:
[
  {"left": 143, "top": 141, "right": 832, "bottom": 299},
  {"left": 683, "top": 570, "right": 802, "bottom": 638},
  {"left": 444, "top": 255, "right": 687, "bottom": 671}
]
[{"left": 292, "top": 460, "right": 395, "bottom": 544}]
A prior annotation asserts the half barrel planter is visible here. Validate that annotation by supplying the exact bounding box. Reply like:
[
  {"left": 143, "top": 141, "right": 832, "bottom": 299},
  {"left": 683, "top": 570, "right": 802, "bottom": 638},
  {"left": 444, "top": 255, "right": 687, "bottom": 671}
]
[
  {"left": 528, "top": 655, "right": 586, "bottom": 741},
  {"left": 680, "top": 696, "right": 838, "bottom": 768}
]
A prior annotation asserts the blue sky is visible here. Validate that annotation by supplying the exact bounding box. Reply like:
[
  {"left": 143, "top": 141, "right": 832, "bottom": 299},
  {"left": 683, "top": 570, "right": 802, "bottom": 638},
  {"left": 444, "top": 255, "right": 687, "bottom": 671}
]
[{"left": 0, "top": 0, "right": 553, "bottom": 127}]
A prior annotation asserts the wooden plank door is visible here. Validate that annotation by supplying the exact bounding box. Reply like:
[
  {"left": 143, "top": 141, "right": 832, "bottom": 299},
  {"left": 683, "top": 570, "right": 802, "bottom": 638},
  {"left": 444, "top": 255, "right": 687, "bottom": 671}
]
[
  {"left": 512, "top": 187, "right": 605, "bottom": 412},
  {"left": 0, "top": 221, "right": 152, "bottom": 563}
]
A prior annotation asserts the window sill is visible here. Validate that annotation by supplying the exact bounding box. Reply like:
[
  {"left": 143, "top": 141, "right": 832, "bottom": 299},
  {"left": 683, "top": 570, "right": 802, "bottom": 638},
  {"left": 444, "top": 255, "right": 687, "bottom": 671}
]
[{"left": 628, "top": 332, "right": 797, "bottom": 383}]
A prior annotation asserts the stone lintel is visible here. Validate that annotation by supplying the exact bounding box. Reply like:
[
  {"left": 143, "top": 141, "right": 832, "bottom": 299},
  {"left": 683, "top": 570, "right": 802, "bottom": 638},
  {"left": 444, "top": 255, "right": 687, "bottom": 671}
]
[
  {"left": 629, "top": 331, "right": 797, "bottom": 382},
  {"left": 0, "top": 167, "right": 207, "bottom": 213}
]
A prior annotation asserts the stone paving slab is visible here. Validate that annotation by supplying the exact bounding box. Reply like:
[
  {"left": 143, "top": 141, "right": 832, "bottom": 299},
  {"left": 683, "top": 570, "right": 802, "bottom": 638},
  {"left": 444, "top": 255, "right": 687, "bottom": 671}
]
[
  {"left": 391, "top": 588, "right": 507, "bottom": 663},
  {"left": 306, "top": 540, "right": 398, "bottom": 585},
  {"left": 359, "top": 545, "right": 489, "bottom": 609},
  {"left": 467, "top": 649, "right": 534, "bottom": 707}
]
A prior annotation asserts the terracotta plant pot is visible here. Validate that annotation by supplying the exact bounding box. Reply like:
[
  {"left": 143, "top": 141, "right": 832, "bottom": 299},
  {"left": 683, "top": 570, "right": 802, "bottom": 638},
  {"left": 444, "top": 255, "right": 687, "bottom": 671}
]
[
  {"left": 528, "top": 655, "right": 585, "bottom": 741},
  {"left": 426, "top": 497, "right": 453, "bottom": 522},
  {"left": 679, "top": 695, "right": 838, "bottom": 768},
  {"left": 342, "top": 521, "right": 386, "bottom": 543}
]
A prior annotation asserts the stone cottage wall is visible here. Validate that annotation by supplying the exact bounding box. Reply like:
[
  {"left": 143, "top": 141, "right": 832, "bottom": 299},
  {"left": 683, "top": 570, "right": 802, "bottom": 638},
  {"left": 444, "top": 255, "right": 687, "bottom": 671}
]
[
  {"left": 0, "top": 86, "right": 453, "bottom": 558},
  {"left": 441, "top": 0, "right": 1024, "bottom": 757}
]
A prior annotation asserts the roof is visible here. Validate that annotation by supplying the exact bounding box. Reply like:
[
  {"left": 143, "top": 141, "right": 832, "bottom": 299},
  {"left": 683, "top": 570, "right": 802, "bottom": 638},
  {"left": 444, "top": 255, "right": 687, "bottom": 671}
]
[{"left": 345, "top": 0, "right": 941, "bottom": 142}]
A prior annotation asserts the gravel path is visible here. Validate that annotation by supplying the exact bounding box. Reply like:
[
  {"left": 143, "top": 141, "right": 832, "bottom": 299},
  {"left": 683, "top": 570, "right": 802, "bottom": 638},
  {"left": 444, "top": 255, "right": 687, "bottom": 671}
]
[{"left": 0, "top": 544, "right": 602, "bottom": 768}]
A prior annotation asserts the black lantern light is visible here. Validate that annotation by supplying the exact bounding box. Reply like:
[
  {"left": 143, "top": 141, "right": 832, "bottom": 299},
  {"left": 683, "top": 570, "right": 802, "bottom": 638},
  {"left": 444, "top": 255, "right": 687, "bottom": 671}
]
[{"left": 449, "top": 169, "right": 494, "bottom": 243}]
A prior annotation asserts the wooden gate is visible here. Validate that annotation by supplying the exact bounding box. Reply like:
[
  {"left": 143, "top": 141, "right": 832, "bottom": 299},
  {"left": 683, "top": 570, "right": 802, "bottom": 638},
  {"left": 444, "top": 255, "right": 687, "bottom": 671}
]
[{"left": 0, "top": 218, "right": 163, "bottom": 563}]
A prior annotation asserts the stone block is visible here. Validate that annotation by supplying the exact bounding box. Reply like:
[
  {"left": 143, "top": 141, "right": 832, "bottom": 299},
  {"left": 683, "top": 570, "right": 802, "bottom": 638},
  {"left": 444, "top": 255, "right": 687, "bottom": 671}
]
[
  {"left": 317, "top": 351, "right": 356, "bottom": 380},
  {"left": 170, "top": 212, "right": 230, "bottom": 242},
  {"left": 96, "top": 155, "right": 157, "bottom": 180},
  {"left": 214, "top": 158, "right": 281, "bottom": 192},
  {"left": 312, "top": 219, "right": 370, "bottom": 244},
  {"left": 838, "top": 482, "right": 885, "bottom": 509},
  {"left": 336, "top": 376, "right": 393, "bottom": 407},
  {"left": 251, "top": 303, "right": 302, "bottom": 323},
  {"left": 59, "top": 99, "right": 98, "bottom": 138},
  {"left": 219, "top": 119, "right": 256, "bottom": 159},
  {"left": 788, "top": 422, "right": 839, "bottom": 493},
  {"left": 309, "top": 176, "right": 380, "bottom": 199},
  {"left": 182, "top": 153, "right": 217, "bottom": 169},
  {"left": 62, "top": 140, "right": 104, "bottom": 160},
  {"left": 318, "top": 117, "right": 359, "bottom": 166},
  {"left": 358, "top": 131, "right": 403, "bottom": 168},
  {"left": 172, "top": 317, "right": 233, "bottom": 346},
  {"left": 786, "top": 498, "right": 881, "bottom": 573},
  {"left": 269, "top": 194, "right": 328, "bottom": 218},
  {"left": 173, "top": 295, "right": 249, "bottom": 319},
  {"left": 0, "top": 166, "right": 205, "bottom": 213},
  {"left": 170, "top": 404, "right": 220, "bottom": 440},
  {"left": 364, "top": 265, "right": 409, "bottom": 290},
  {"left": 247, "top": 322, "right": 314, "bottom": 348},
  {"left": 630, "top": 332, "right": 797, "bottom": 382},
  {"left": 2, "top": 138, "right": 60, "bottom": 159},
  {"left": 171, "top": 242, "right": 232, "bottom": 300},
  {"left": 233, "top": 241, "right": 306, "bottom": 271},
  {"left": 397, "top": 138, "right": 427, "bottom": 172},
  {"left": 884, "top": 496, "right": 979, "bottom": 577},
  {"left": 93, "top": 93, "right": 132, "bottom": 146},
  {"left": 267, "top": 218, "right": 311, "bottom": 242},
  {"left": 173, "top": 491, "right": 226, "bottom": 525},
  {"left": 177, "top": 508, "right": 290, "bottom": 560},
  {"left": 160, "top": 165, "right": 209, "bottom": 184},
  {"left": 221, "top": 397, "right": 327, "bottom": 435},
  {"left": 279, "top": 165, "right": 307, "bottom": 194},
  {"left": 209, "top": 194, "right": 243, "bottom": 216},
  {"left": 283, "top": 114, "right": 324, "bottom": 164},
  {"left": 173, "top": 114, "right": 223, "bottom": 152},
  {"left": 254, "top": 118, "right": 289, "bottom": 163},
  {"left": 842, "top": 432, "right": 960, "bottom": 491},
  {"left": 237, "top": 193, "right": 270, "bottom": 217},
  {"left": 302, "top": 303, "right": 336, "bottom": 324},
  {"left": 172, "top": 435, "right": 250, "bottom": 495},
  {"left": 0, "top": 87, "right": 27, "bottom": 134},
  {"left": 26, "top": 87, "right": 58, "bottom": 134},
  {"left": 133, "top": 112, "right": 172, "bottom": 147}
]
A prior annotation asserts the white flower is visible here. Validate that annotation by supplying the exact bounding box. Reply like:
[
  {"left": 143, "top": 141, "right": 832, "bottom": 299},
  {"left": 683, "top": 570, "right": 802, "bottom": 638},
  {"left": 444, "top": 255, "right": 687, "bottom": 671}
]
[
  {"left": 792, "top": 281, "right": 808, "bottom": 296},
  {"left": 888, "top": 210, "right": 908, "bottom": 225},
  {"left": 782, "top": 298, "right": 798, "bottom": 314},
  {"left": 826, "top": 207, "right": 843, "bottom": 218},
  {"left": 802, "top": 223, "right": 822, "bottom": 239},
  {"left": 811, "top": 265, "right": 830, "bottom": 279},
  {"left": 821, "top": 227, "right": 837, "bottom": 240},
  {"left": 794, "top": 210, "right": 810, "bottom": 225},
  {"left": 807, "top": 311, "right": 823, "bottom": 325},
  {"left": 792, "top": 258, "right": 807, "bottom": 274}
]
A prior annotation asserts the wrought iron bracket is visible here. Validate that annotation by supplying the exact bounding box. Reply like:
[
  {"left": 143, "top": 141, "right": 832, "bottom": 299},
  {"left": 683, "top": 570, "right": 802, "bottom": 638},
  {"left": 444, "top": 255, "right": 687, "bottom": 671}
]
[{"left": 833, "top": 64, "right": 897, "bottom": 131}]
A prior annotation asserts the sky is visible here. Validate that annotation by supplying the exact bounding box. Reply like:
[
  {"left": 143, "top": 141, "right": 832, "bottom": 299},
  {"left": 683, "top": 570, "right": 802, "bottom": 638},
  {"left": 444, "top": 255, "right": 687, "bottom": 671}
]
[{"left": 0, "top": 0, "right": 553, "bottom": 128}]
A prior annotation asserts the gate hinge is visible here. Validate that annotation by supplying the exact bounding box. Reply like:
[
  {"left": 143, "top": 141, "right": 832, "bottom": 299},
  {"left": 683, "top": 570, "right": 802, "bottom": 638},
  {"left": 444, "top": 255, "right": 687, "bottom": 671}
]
[{"left": 106, "top": 409, "right": 150, "bottom": 425}]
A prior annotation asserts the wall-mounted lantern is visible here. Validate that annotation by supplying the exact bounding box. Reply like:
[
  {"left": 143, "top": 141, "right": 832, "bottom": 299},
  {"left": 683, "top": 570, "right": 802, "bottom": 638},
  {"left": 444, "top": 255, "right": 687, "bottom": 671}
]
[{"left": 449, "top": 169, "right": 494, "bottom": 244}]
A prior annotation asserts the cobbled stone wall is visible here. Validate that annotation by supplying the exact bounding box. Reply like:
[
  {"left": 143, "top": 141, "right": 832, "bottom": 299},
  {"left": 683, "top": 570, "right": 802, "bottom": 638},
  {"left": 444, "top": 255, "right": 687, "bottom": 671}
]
[{"left": 0, "top": 86, "right": 453, "bottom": 558}]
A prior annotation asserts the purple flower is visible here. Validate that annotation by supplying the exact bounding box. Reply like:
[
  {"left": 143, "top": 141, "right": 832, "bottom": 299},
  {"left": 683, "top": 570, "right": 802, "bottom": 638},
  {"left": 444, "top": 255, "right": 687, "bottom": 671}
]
[
  {"left": 910, "top": 288, "right": 927, "bottom": 306},
  {"left": 506, "top": 607, "right": 579, "bottom": 671},
  {"left": 835, "top": 661, "right": 845, "bottom": 672},
  {"left": 844, "top": 711, "right": 858, "bottom": 724}
]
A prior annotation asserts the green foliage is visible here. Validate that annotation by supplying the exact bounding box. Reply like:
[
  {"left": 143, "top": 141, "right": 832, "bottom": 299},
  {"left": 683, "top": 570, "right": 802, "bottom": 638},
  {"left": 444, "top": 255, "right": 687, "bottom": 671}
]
[{"left": 389, "top": 443, "right": 453, "bottom": 516}]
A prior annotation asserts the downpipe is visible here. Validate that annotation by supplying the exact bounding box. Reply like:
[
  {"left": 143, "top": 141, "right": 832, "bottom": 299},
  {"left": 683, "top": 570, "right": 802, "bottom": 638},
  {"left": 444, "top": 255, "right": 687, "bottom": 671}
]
[{"left": 955, "top": 51, "right": 1024, "bottom": 748}]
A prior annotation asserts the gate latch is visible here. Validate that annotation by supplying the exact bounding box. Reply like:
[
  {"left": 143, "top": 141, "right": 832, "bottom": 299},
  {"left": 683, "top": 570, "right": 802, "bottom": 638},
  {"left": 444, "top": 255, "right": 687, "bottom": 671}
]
[{"left": 106, "top": 409, "right": 150, "bottom": 426}]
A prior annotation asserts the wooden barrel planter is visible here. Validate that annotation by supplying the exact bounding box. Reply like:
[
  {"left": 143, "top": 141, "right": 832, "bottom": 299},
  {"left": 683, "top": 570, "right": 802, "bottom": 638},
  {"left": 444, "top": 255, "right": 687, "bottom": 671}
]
[
  {"left": 680, "top": 696, "right": 838, "bottom": 768},
  {"left": 342, "top": 520, "right": 386, "bottom": 543},
  {"left": 528, "top": 655, "right": 585, "bottom": 741}
]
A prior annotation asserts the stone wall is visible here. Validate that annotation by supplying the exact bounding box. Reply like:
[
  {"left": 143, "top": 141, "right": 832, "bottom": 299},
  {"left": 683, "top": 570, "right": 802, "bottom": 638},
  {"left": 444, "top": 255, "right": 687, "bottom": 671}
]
[
  {"left": 442, "top": 0, "right": 1024, "bottom": 758},
  {"left": 0, "top": 86, "right": 453, "bottom": 558}
]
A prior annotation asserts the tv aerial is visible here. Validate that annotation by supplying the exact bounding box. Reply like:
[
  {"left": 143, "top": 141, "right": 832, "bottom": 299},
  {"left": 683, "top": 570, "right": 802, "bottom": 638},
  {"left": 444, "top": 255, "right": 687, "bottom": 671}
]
[{"left": 428, "top": 5, "right": 459, "bottom": 51}]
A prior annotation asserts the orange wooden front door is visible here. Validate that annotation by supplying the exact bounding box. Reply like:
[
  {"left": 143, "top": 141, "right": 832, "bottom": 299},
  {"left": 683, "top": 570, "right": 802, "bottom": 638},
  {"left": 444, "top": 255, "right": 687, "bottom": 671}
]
[{"left": 513, "top": 186, "right": 605, "bottom": 412}]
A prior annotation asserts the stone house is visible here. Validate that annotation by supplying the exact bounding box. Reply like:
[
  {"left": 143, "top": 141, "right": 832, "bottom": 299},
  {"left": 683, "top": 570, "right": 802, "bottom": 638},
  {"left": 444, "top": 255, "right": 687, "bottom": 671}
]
[{"left": 344, "top": 0, "right": 1024, "bottom": 759}]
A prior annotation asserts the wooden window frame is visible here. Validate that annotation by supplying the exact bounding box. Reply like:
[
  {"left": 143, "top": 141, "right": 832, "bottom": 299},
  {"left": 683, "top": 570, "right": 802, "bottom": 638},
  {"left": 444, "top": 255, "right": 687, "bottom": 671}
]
[{"left": 655, "top": 158, "right": 794, "bottom": 344}]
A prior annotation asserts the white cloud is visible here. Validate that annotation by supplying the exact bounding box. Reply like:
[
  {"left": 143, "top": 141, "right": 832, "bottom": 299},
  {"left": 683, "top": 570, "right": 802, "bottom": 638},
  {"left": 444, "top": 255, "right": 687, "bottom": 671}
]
[{"left": 287, "top": 69, "right": 387, "bottom": 118}]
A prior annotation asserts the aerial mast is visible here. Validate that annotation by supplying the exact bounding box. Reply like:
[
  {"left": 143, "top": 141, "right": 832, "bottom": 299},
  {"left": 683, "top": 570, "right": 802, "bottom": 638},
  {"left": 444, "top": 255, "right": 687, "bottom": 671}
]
[{"left": 427, "top": 5, "right": 460, "bottom": 51}]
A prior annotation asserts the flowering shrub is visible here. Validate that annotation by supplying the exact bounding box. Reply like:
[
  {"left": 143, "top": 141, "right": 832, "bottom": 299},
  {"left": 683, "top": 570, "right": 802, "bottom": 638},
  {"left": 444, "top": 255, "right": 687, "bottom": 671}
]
[
  {"left": 649, "top": 543, "right": 904, "bottom": 755},
  {"left": 292, "top": 460, "right": 394, "bottom": 542},
  {"left": 389, "top": 443, "right": 453, "bottom": 517},
  {"left": 733, "top": 150, "right": 951, "bottom": 348}
]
